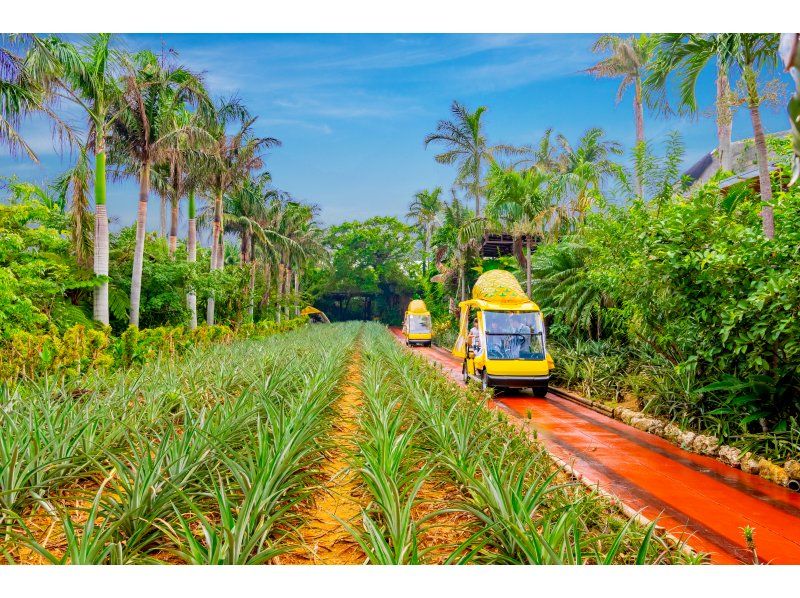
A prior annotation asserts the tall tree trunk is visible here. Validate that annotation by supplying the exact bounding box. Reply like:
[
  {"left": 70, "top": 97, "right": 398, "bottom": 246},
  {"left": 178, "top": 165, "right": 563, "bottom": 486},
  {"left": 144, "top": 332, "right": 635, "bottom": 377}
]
[
  {"left": 207, "top": 189, "right": 223, "bottom": 325},
  {"left": 216, "top": 198, "right": 225, "bottom": 271},
  {"left": 526, "top": 235, "right": 532, "bottom": 297},
  {"left": 423, "top": 223, "right": 431, "bottom": 277},
  {"left": 285, "top": 266, "right": 291, "bottom": 319},
  {"left": 93, "top": 138, "right": 109, "bottom": 326},
  {"left": 168, "top": 194, "right": 178, "bottom": 258},
  {"left": 745, "top": 67, "right": 775, "bottom": 239},
  {"left": 129, "top": 161, "right": 150, "bottom": 328},
  {"left": 716, "top": 63, "right": 733, "bottom": 171},
  {"left": 160, "top": 194, "right": 167, "bottom": 239},
  {"left": 261, "top": 260, "right": 271, "bottom": 309},
  {"left": 241, "top": 230, "right": 250, "bottom": 265},
  {"left": 187, "top": 191, "right": 197, "bottom": 330},
  {"left": 474, "top": 159, "right": 481, "bottom": 217},
  {"left": 633, "top": 76, "right": 645, "bottom": 197},
  {"left": 276, "top": 262, "right": 283, "bottom": 323},
  {"left": 294, "top": 269, "right": 300, "bottom": 316},
  {"left": 248, "top": 261, "right": 256, "bottom": 321}
]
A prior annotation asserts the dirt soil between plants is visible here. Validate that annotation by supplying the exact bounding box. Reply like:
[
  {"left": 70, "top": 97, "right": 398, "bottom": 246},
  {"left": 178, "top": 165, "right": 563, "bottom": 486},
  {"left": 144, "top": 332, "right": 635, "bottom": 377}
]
[{"left": 281, "top": 347, "right": 367, "bottom": 565}]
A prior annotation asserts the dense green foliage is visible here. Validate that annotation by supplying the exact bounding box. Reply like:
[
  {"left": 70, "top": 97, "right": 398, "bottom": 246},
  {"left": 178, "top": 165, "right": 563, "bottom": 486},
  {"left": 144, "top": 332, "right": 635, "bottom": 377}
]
[
  {"left": 0, "top": 190, "right": 282, "bottom": 337},
  {"left": 535, "top": 147, "right": 800, "bottom": 458},
  {"left": 313, "top": 216, "right": 418, "bottom": 323},
  {"left": 0, "top": 197, "right": 97, "bottom": 337}
]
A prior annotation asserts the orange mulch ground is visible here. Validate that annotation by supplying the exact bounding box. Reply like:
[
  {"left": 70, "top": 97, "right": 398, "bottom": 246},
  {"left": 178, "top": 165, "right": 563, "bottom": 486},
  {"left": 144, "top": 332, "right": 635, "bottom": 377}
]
[
  {"left": 3, "top": 478, "right": 103, "bottom": 565},
  {"left": 412, "top": 477, "right": 482, "bottom": 564}
]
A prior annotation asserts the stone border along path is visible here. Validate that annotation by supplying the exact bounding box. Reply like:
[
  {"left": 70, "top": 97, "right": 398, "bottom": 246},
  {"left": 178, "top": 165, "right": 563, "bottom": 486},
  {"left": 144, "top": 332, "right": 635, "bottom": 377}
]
[{"left": 388, "top": 327, "right": 800, "bottom": 565}]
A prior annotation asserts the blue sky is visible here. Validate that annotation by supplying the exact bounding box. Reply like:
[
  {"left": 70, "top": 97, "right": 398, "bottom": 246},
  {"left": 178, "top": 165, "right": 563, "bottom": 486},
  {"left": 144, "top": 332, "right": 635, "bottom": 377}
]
[{"left": 0, "top": 33, "right": 790, "bottom": 231}]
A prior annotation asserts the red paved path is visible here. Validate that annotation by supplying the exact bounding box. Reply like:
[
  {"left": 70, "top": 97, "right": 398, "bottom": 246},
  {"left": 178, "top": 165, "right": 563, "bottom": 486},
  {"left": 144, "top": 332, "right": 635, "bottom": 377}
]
[{"left": 389, "top": 327, "right": 800, "bottom": 564}]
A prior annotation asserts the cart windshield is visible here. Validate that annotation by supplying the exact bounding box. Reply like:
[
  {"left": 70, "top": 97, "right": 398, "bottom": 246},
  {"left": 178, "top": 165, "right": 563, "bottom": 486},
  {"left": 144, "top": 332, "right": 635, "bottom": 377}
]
[
  {"left": 408, "top": 314, "right": 431, "bottom": 333},
  {"left": 483, "top": 310, "right": 545, "bottom": 360}
]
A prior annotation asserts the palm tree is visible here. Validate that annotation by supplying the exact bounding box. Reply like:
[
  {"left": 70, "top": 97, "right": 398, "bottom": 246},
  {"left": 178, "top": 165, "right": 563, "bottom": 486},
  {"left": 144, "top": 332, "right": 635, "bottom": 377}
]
[
  {"left": 52, "top": 145, "right": 94, "bottom": 270},
  {"left": 219, "top": 175, "right": 304, "bottom": 321},
  {"left": 1, "top": 36, "right": 74, "bottom": 161},
  {"left": 264, "top": 199, "right": 322, "bottom": 322},
  {"left": 430, "top": 193, "right": 477, "bottom": 306},
  {"left": 284, "top": 202, "right": 324, "bottom": 319},
  {"left": 108, "top": 50, "right": 207, "bottom": 328},
  {"left": 646, "top": 34, "right": 780, "bottom": 238},
  {"left": 406, "top": 187, "right": 442, "bottom": 277},
  {"left": 178, "top": 105, "right": 215, "bottom": 327},
  {"left": 585, "top": 35, "right": 653, "bottom": 196},
  {"left": 198, "top": 98, "right": 280, "bottom": 325},
  {"left": 512, "top": 128, "right": 561, "bottom": 173},
  {"left": 186, "top": 186, "right": 200, "bottom": 328},
  {"left": 647, "top": 34, "right": 738, "bottom": 173},
  {"left": 24, "top": 33, "right": 124, "bottom": 325},
  {"left": 255, "top": 190, "right": 294, "bottom": 318},
  {"left": 425, "top": 100, "right": 516, "bottom": 216},
  {"left": 485, "top": 162, "right": 553, "bottom": 296},
  {"left": 554, "top": 128, "right": 624, "bottom": 224},
  {"left": 531, "top": 242, "right": 609, "bottom": 339}
]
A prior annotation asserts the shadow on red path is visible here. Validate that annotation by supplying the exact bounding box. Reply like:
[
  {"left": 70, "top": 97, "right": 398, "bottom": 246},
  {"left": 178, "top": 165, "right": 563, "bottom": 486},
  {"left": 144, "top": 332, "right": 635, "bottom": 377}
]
[{"left": 388, "top": 327, "right": 800, "bottom": 564}]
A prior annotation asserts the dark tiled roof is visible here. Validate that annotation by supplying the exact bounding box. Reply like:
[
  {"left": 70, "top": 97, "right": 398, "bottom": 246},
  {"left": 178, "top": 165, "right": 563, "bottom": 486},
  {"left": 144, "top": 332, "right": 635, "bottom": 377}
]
[{"left": 683, "top": 152, "right": 714, "bottom": 183}]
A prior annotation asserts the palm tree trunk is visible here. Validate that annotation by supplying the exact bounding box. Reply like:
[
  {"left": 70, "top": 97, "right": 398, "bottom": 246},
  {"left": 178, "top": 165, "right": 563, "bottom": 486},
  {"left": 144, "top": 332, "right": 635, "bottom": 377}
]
[
  {"left": 294, "top": 269, "right": 300, "bottom": 316},
  {"left": 423, "top": 223, "right": 431, "bottom": 277},
  {"left": 634, "top": 76, "right": 645, "bottom": 197},
  {"left": 207, "top": 189, "right": 223, "bottom": 325},
  {"left": 241, "top": 230, "right": 249, "bottom": 265},
  {"left": 187, "top": 190, "right": 197, "bottom": 330},
  {"left": 285, "top": 266, "right": 291, "bottom": 319},
  {"left": 93, "top": 139, "right": 109, "bottom": 326},
  {"left": 745, "top": 67, "right": 775, "bottom": 239},
  {"left": 716, "top": 63, "right": 733, "bottom": 171},
  {"left": 474, "top": 162, "right": 481, "bottom": 217},
  {"left": 129, "top": 161, "right": 150, "bottom": 328},
  {"left": 217, "top": 202, "right": 225, "bottom": 272},
  {"left": 160, "top": 195, "right": 167, "bottom": 239},
  {"left": 276, "top": 262, "right": 283, "bottom": 323},
  {"left": 168, "top": 194, "right": 178, "bottom": 258},
  {"left": 248, "top": 261, "right": 256, "bottom": 321},
  {"left": 261, "top": 260, "right": 271, "bottom": 309},
  {"left": 526, "top": 235, "right": 532, "bottom": 297}
]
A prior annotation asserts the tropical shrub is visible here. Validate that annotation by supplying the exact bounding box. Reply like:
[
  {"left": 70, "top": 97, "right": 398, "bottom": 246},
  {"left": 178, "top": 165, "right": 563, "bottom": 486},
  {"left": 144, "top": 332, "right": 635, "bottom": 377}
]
[
  {"left": 536, "top": 142, "right": 800, "bottom": 457},
  {"left": 0, "top": 199, "right": 97, "bottom": 338}
]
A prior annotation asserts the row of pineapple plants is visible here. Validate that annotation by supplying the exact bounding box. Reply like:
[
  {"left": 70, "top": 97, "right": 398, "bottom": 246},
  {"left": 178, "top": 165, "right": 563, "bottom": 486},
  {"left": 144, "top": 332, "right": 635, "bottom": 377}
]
[
  {"left": 345, "top": 323, "right": 702, "bottom": 564},
  {"left": 0, "top": 323, "right": 360, "bottom": 564}
]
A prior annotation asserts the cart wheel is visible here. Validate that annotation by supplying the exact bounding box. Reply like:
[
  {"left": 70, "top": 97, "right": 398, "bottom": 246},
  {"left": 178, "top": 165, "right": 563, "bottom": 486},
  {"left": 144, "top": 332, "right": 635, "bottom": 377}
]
[
  {"left": 532, "top": 383, "right": 549, "bottom": 397},
  {"left": 481, "top": 369, "right": 490, "bottom": 391}
]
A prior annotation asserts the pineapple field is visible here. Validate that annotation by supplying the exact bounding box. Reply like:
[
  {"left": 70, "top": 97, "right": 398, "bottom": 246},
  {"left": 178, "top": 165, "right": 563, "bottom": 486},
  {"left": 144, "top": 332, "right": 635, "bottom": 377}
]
[{"left": 0, "top": 323, "right": 698, "bottom": 565}]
